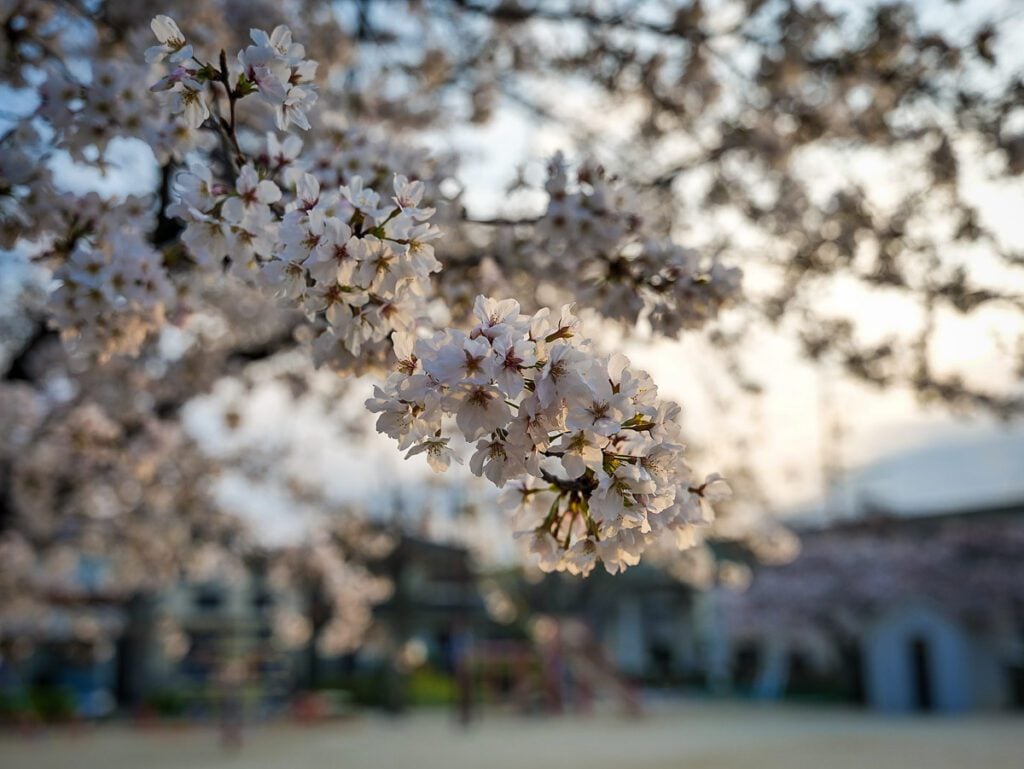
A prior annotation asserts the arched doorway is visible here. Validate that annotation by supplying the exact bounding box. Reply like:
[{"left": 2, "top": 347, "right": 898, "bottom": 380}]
[
  {"left": 908, "top": 636, "right": 934, "bottom": 711},
  {"left": 863, "top": 605, "right": 972, "bottom": 713}
]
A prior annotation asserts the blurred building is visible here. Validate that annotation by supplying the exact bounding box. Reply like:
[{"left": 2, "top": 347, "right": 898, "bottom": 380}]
[
  {"left": 146, "top": 532, "right": 485, "bottom": 712},
  {"left": 500, "top": 565, "right": 709, "bottom": 686},
  {"left": 3, "top": 531, "right": 485, "bottom": 719},
  {"left": 312, "top": 533, "right": 487, "bottom": 711},
  {"left": 371, "top": 533, "right": 485, "bottom": 666},
  {"left": 724, "top": 500, "right": 1024, "bottom": 713}
]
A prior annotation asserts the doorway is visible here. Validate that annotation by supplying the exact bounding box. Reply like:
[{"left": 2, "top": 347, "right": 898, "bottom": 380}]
[{"left": 909, "top": 637, "right": 934, "bottom": 711}]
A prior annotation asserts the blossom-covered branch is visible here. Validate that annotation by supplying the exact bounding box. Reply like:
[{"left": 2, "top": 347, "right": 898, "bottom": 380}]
[
  {"left": 4, "top": 11, "right": 733, "bottom": 581},
  {"left": 368, "top": 296, "right": 730, "bottom": 576}
]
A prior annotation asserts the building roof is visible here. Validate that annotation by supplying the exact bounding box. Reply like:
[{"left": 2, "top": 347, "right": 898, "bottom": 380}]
[
  {"left": 796, "top": 497, "right": 1024, "bottom": 536},
  {"left": 787, "top": 426, "right": 1024, "bottom": 525}
]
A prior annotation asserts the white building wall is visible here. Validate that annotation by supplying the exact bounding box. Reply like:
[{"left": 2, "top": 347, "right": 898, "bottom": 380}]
[
  {"left": 613, "top": 600, "right": 647, "bottom": 676},
  {"left": 696, "top": 590, "right": 732, "bottom": 693},
  {"left": 753, "top": 637, "right": 790, "bottom": 700},
  {"left": 672, "top": 612, "right": 698, "bottom": 675},
  {"left": 969, "top": 638, "right": 1010, "bottom": 709}
]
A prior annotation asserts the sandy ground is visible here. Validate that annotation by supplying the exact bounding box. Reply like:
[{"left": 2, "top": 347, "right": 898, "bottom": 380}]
[{"left": 1, "top": 700, "right": 1022, "bottom": 769}]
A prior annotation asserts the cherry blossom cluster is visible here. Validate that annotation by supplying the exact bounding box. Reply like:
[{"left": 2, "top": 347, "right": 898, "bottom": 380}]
[
  {"left": 30, "top": 32, "right": 209, "bottom": 169},
  {"left": 0, "top": 352, "right": 394, "bottom": 651},
  {"left": 39, "top": 62, "right": 195, "bottom": 164},
  {"left": 169, "top": 139, "right": 443, "bottom": 371},
  {"left": 147, "top": 15, "right": 318, "bottom": 131},
  {"left": 296, "top": 125, "right": 461, "bottom": 229},
  {"left": 367, "top": 296, "right": 731, "bottom": 576},
  {"left": 0, "top": 122, "right": 59, "bottom": 247},
  {"left": 534, "top": 153, "right": 742, "bottom": 336},
  {"left": 43, "top": 195, "right": 174, "bottom": 361},
  {"left": 270, "top": 171, "right": 442, "bottom": 370},
  {"left": 13, "top": 13, "right": 452, "bottom": 370},
  {"left": 144, "top": 17, "right": 446, "bottom": 371},
  {"left": 268, "top": 537, "right": 393, "bottom": 655},
  {"left": 0, "top": 389, "right": 235, "bottom": 608},
  {"left": 49, "top": 233, "right": 170, "bottom": 361}
]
